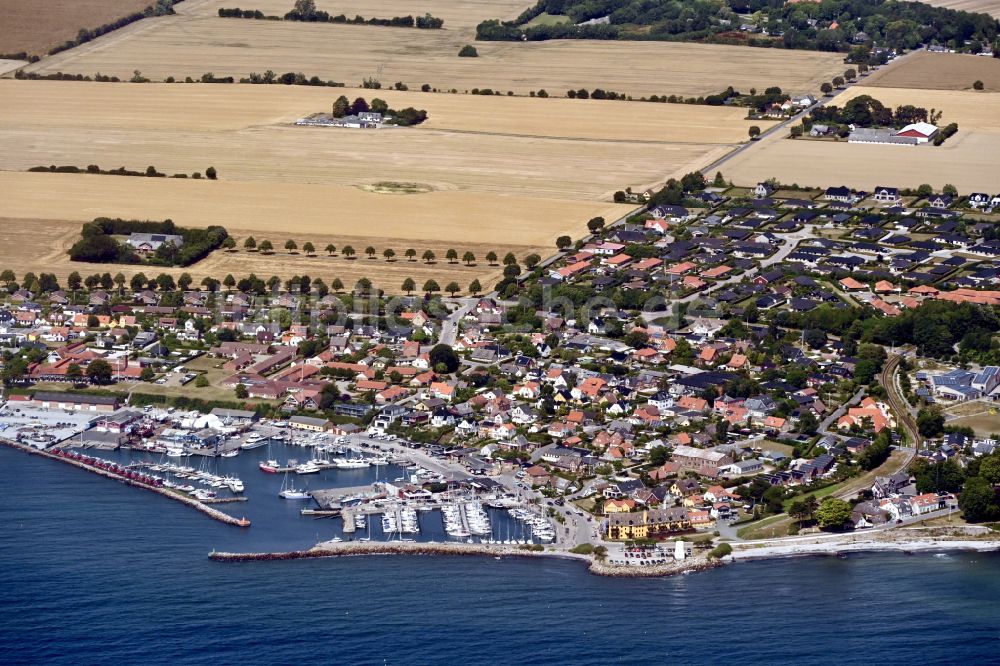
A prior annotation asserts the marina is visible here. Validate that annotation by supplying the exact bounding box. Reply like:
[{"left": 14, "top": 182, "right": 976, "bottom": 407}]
[{"left": 0, "top": 404, "right": 555, "bottom": 548}]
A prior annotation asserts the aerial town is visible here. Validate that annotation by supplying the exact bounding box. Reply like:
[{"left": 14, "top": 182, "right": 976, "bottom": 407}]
[
  {"left": 4, "top": 174, "right": 1000, "bottom": 571},
  {"left": 3, "top": 0, "right": 1000, "bottom": 660}
]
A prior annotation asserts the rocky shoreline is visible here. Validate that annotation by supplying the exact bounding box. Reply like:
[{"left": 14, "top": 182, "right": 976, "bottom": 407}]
[
  {"left": 0, "top": 437, "right": 250, "bottom": 528},
  {"left": 207, "top": 540, "right": 721, "bottom": 577}
]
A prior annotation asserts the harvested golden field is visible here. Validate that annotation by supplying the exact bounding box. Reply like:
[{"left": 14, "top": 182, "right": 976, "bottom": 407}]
[
  {"left": 0, "top": 0, "right": 152, "bottom": 56},
  {"left": 22, "top": 13, "right": 848, "bottom": 98},
  {"left": 0, "top": 217, "right": 511, "bottom": 294},
  {"left": 0, "top": 80, "right": 741, "bottom": 199},
  {"left": 723, "top": 133, "right": 1000, "bottom": 193},
  {"left": 0, "top": 172, "right": 627, "bottom": 248},
  {"left": 723, "top": 85, "right": 1000, "bottom": 193},
  {"left": 864, "top": 51, "right": 1000, "bottom": 91},
  {"left": 918, "top": 0, "right": 1000, "bottom": 18}
]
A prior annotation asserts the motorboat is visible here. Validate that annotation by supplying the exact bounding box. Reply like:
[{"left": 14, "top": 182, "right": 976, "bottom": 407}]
[
  {"left": 259, "top": 460, "right": 280, "bottom": 473},
  {"left": 335, "top": 459, "right": 370, "bottom": 469},
  {"left": 241, "top": 435, "right": 267, "bottom": 450}
]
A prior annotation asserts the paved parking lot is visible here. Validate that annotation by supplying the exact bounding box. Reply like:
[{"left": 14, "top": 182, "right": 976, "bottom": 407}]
[{"left": 0, "top": 405, "right": 96, "bottom": 448}]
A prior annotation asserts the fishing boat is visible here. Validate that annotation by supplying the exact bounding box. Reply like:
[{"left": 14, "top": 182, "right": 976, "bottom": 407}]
[{"left": 258, "top": 460, "right": 280, "bottom": 473}]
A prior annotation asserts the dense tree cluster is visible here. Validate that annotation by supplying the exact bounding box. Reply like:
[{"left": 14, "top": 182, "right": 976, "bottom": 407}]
[
  {"left": 28, "top": 164, "right": 214, "bottom": 180},
  {"left": 807, "top": 95, "right": 938, "bottom": 129},
  {"left": 329, "top": 95, "right": 428, "bottom": 125},
  {"left": 220, "top": 1, "right": 446, "bottom": 28},
  {"left": 477, "top": 0, "right": 999, "bottom": 54},
  {"left": 68, "top": 218, "right": 229, "bottom": 267}
]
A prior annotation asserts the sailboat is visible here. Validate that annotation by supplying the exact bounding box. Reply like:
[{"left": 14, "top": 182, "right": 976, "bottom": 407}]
[{"left": 278, "top": 472, "right": 311, "bottom": 500}]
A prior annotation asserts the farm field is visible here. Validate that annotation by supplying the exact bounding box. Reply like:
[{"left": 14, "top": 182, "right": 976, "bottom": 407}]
[
  {"left": 21, "top": 12, "right": 848, "bottom": 98},
  {"left": 0, "top": 80, "right": 745, "bottom": 199},
  {"left": 0, "top": 171, "right": 628, "bottom": 292},
  {"left": 864, "top": 51, "right": 1000, "bottom": 91},
  {"left": 0, "top": 215, "right": 515, "bottom": 294},
  {"left": 722, "top": 86, "right": 1000, "bottom": 193},
  {"left": 917, "top": 0, "right": 1000, "bottom": 18},
  {"left": 0, "top": 0, "right": 152, "bottom": 56}
]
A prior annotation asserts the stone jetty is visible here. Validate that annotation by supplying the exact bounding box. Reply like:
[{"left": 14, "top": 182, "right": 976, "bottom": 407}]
[
  {"left": 0, "top": 438, "right": 250, "bottom": 528},
  {"left": 207, "top": 540, "right": 720, "bottom": 577}
]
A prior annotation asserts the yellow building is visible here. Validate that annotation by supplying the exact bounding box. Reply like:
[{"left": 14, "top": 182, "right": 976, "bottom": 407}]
[{"left": 606, "top": 508, "right": 691, "bottom": 540}]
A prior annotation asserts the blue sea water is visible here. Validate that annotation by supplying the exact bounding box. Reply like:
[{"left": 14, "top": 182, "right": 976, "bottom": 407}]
[{"left": 3, "top": 445, "right": 1000, "bottom": 665}]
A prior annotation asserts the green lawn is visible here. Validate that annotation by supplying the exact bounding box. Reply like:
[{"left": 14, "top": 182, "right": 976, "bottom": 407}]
[{"left": 525, "top": 12, "right": 572, "bottom": 26}]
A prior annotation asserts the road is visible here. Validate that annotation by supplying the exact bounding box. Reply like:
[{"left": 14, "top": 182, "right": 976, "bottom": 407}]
[{"left": 438, "top": 297, "right": 477, "bottom": 346}]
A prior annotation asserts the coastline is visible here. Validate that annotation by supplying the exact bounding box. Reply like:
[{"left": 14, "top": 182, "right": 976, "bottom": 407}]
[
  {"left": 0, "top": 437, "right": 250, "bottom": 528},
  {"left": 729, "top": 534, "right": 1000, "bottom": 562}
]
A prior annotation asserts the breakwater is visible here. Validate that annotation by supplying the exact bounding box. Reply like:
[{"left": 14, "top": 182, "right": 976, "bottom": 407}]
[
  {"left": 0, "top": 438, "right": 250, "bottom": 528},
  {"left": 207, "top": 540, "right": 719, "bottom": 577}
]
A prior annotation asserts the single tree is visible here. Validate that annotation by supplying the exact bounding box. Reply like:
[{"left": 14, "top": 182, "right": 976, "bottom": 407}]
[
  {"left": 331, "top": 277, "right": 344, "bottom": 292},
  {"left": 342, "top": 245, "right": 356, "bottom": 259},
  {"left": 130, "top": 273, "right": 147, "bottom": 292},
  {"left": 383, "top": 248, "right": 396, "bottom": 261},
  {"left": 234, "top": 383, "right": 249, "bottom": 399},
  {"left": 87, "top": 359, "right": 113, "bottom": 385},
  {"left": 445, "top": 249, "right": 458, "bottom": 264},
  {"left": 555, "top": 236, "right": 572, "bottom": 250},
  {"left": 156, "top": 273, "right": 175, "bottom": 291},
  {"left": 524, "top": 253, "right": 541, "bottom": 269},
  {"left": 222, "top": 237, "right": 236, "bottom": 251},
  {"left": 748, "top": 125, "right": 761, "bottom": 140},
  {"left": 302, "top": 242, "right": 315, "bottom": 256},
  {"left": 422, "top": 250, "right": 436, "bottom": 264},
  {"left": 68, "top": 271, "right": 82, "bottom": 292},
  {"left": 821, "top": 82, "right": 833, "bottom": 95},
  {"left": 177, "top": 273, "right": 193, "bottom": 291},
  {"left": 243, "top": 236, "right": 257, "bottom": 251},
  {"left": 445, "top": 281, "right": 461, "bottom": 296},
  {"left": 468, "top": 279, "right": 482, "bottom": 295},
  {"left": 423, "top": 279, "right": 440, "bottom": 294},
  {"left": 325, "top": 243, "right": 336, "bottom": 256},
  {"left": 258, "top": 239, "right": 274, "bottom": 254},
  {"left": 205, "top": 166, "right": 217, "bottom": 180},
  {"left": 365, "top": 246, "right": 377, "bottom": 260},
  {"left": 815, "top": 498, "right": 852, "bottom": 529},
  {"left": 113, "top": 273, "right": 126, "bottom": 292},
  {"left": 502, "top": 252, "right": 517, "bottom": 266},
  {"left": 285, "top": 239, "right": 298, "bottom": 253},
  {"left": 355, "top": 277, "right": 372, "bottom": 293},
  {"left": 405, "top": 248, "right": 417, "bottom": 262},
  {"left": 973, "top": 80, "right": 985, "bottom": 91},
  {"left": 401, "top": 278, "right": 416, "bottom": 295},
  {"left": 485, "top": 251, "right": 498, "bottom": 266},
  {"left": 66, "top": 363, "right": 84, "bottom": 382},
  {"left": 462, "top": 251, "right": 475, "bottom": 266},
  {"left": 587, "top": 216, "right": 605, "bottom": 233},
  {"left": 833, "top": 76, "right": 845, "bottom": 88}
]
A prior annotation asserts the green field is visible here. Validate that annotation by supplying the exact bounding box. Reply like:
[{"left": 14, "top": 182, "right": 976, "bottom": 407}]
[{"left": 525, "top": 12, "right": 573, "bottom": 26}]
